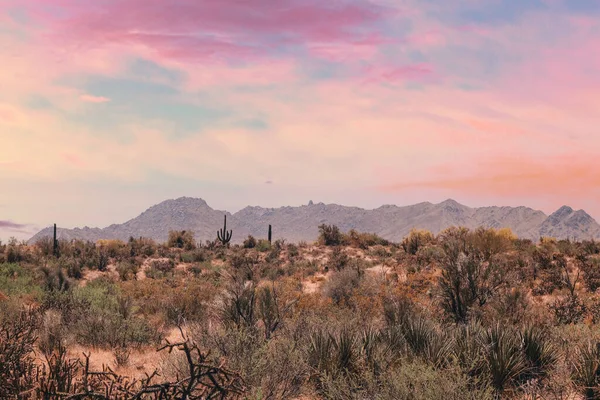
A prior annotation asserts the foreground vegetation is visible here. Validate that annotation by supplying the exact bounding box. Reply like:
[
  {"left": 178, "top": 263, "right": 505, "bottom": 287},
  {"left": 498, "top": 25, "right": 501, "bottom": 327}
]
[{"left": 2, "top": 226, "right": 600, "bottom": 399}]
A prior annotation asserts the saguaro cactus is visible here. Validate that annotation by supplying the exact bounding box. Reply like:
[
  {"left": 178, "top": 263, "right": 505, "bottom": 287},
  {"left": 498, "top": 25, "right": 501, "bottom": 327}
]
[
  {"left": 53, "top": 223, "right": 59, "bottom": 258},
  {"left": 217, "top": 215, "right": 232, "bottom": 246},
  {"left": 268, "top": 225, "right": 272, "bottom": 244}
]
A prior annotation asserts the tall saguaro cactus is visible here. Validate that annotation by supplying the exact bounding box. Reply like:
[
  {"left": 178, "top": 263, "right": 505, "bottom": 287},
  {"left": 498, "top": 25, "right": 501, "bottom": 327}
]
[
  {"left": 268, "top": 225, "right": 272, "bottom": 244},
  {"left": 53, "top": 223, "right": 60, "bottom": 258},
  {"left": 217, "top": 215, "right": 232, "bottom": 246}
]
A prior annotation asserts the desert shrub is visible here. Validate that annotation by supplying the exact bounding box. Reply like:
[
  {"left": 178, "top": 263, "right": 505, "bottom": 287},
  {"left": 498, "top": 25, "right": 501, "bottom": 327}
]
[
  {"left": 287, "top": 243, "right": 300, "bottom": 259},
  {"left": 550, "top": 295, "right": 587, "bottom": 325},
  {"left": 0, "top": 263, "right": 41, "bottom": 298},
  {"left": 345, "top": 230, "right": 389, "bottom": 249},
  {"left": 0, "top": 306, "right": 40, "bottom": 396},
  {"left": 402, "top": 229, "right": 435, "bottom": 255},
  {"left": 326, "top": 246, "right": 350, "bottom": 271},
  {"left": 581, "top": 256, "right": 600, "bottom": 293},
  {"left": 318, "top": 224, "right": 345, "bottom": 246},
  {"left": 167, "top": 230, "right": 196, "bottom": 250},
  {"left": 581, "top": 240, "right": 600, "bottom": 256},
  {"left": 416, "top": 244, "right": 444, "bottom": 267},
  {"left": 484, "top": 288, "right": 531, "bottom": 326},
  {"left": 179, "top": 248, "right": 209, "bottom": 263},
  {"left": 35, "top": 236, "right": 55, "bottom": 257},
  {"left": 163, "top": 281, "right": 210, "bottom": 325},
  {"left": 255, "top": 239, "right": 271, "bottom": 252},
  {"left": 377, "top": 360, "right": 493, "bottom": 400},
  {"left": 73, "top": 279, "right": 161, "bottom": 348},
  {"left": 243, "top": 235, "right": 257, "bottom": 249},
  {"left": 470, "top": 227, "right": 515, "bottom": 261},
  {"left": 41, "top": 266, "right": 71, "bottom": 293},
  {"left": 116, "top": 260, "right": 139, "bottom": 281},
  {"left": 323, "top": 268, "right": 362, "bottom": 306},
  {"left": 438, "top": 243, "right": 505, "bottom": 323},
  {"left": 127, "top": 236, "right": 157, "bottom": 257},
  {"left": 5, "top": 243, "right": 25, "bottom": 263},
  {"left": 146, "top": 258, "right": 175, "bottom": 278}
]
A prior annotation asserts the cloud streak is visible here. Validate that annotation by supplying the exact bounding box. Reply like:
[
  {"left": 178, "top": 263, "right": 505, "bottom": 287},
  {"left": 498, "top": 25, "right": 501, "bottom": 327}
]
[{"left": 79, "top": 94, "right": 110, "bottom": 103}]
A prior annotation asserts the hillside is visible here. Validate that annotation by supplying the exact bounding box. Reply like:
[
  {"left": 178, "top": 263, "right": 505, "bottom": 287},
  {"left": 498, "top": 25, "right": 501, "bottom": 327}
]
[{"left": 29, "top": 197, "right": 600, "bottom": 244}]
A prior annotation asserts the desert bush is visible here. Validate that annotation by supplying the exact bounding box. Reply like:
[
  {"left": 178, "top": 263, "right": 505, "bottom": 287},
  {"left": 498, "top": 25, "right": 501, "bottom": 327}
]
[
  {"left": 167, "top": 230, "right": 196, "bottom": 250},
  {"left": 326, "top": 246, "right": 350, "bottom": 271},
  {"left": 402, "top": 229, "right": 435, "bottom": 255},
  {"left": 179, "top": 248, "right": 209, "bottom": 263},
  {"left": 470, "top": 227, "right": 515, "bottom": 261},
  {"left": 485, "top": 287, "right": 531, "bottom": 326},
  {"left": 438, "top": 243, "right": 505, "bottom": 323},
  {"left": 255, "top": 239, "right": 271, "bottom": 252},
  {"left": 318, "top": 224, "right": 345, "bottom": 246},
  {"left": 345, "top": 229, "right": 389, "bottom": 249},
  {"left": 551, "top": 295, "right": 587, "bottom": 325},
  {"left": 146, "top": 258, "right": 175, "bottom": 278},
  {"left": 163, "top": 281, "right": 209, "bottom": 325},
  {"left": 61, "top": 257, "right": 83, "bottom": 279},
  {"left": 127, "top": 236, "right": 157, "bottom": 257},
  {"left": 0, "top": 262, "right": 41, "bottom": 298},
  {"left": 572, "top": 341, "right": 600, "bottom": 400},
  {"left": 581, "top": 256, "right": 600, "bottom": 293},
  {"left": 243, "top": 235, "right": 257, "bottom": 249},
  {"left": 377, "top": 360, "right": 493, "bottom": 400},
  {"left": 0, "top": 306, "right": 40, "bottom": 396},
  {"left": 416, "top": 244, "right": 445, "bottom": 267},
  {"left": 323, "top": 268, "right": 362, "bottom": 306},
  {"left": 116, "top": 260, "right": 139, "bottom": 281},
  {"left": 41, "top": 266, "right": 71, "bottom": 293}
]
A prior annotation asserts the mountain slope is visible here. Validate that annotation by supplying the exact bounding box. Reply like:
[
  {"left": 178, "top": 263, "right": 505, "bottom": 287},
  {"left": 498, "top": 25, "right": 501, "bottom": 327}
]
[{"left": 28, "top": 197, "right": 600, "bottom": 244}]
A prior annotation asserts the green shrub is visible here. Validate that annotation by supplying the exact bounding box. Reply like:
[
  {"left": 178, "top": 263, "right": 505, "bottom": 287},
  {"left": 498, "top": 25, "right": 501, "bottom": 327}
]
[
  {"left": 167, "top": 230, "right": 196, "bottom": 250},
  {"left": 0, "top": 263, "right": 41, "bottom": 298},
  {"left": 318, "top": 224, "right": 345, "bottom": 246},
  {"left": 116, "top": 261, "right": 139, "bottom": 281}
]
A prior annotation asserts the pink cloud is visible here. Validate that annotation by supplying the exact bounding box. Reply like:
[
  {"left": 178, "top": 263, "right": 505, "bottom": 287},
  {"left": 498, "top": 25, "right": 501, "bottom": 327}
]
[
  {"left": 16, "top": 0, "right": 390, "bottom": 64},
  {"left": 361, "top": 63, "right": 436, "bottom": 85},
  {"left": 79, "top": 94, "right": 110, "bottom": 103},
  {"left": 62, "top": 153, "right": 85, "bottom": 167}
]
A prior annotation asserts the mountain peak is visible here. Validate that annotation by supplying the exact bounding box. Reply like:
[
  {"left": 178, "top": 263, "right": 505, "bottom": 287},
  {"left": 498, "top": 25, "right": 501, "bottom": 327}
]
[
  {"left": 27, "top": 197, "right": 600, "bottom": 244},
  {"left": 553, "top": 205, "right": 574, "bottom": 215}
]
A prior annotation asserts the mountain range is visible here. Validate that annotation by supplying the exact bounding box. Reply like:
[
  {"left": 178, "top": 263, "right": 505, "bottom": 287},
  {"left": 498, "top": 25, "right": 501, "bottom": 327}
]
[{"left": 28, "top": 197, "right": 600, "bottom": 244}]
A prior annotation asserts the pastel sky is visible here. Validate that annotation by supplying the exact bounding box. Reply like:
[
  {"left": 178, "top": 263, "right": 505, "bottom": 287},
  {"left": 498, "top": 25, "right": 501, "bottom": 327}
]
[{"left": 1, "top": 0, "right": 600, "bottom": 240}]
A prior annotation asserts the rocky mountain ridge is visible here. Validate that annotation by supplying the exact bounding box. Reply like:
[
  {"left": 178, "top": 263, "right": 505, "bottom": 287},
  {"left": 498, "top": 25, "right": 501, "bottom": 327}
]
[{"left": 29, "top": 197, "right": 600, "bottom": 244}]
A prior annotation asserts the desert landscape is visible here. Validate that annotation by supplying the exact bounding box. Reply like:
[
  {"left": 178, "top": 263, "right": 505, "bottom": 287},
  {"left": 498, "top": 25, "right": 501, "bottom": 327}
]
[
  {"left": 3, "top": 0, "right": 600, "bottom": 398},
  {"left": 4, "top": 213, "right": 600, "bottom": 398}
]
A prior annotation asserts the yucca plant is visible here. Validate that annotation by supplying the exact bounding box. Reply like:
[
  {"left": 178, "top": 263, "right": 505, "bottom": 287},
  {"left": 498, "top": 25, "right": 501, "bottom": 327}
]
[
  {"left": 451, "top": 322, "right": 485, "bottom": 377},
  {"left": 308, "top": 328, "right": 360, "bottom": 384},
  {"left": 572, "top": 342, "right": 600, "bottom": 400},
  {"left": 519, "top": 325, "right": 559, "bottom": 383},
  {"left": 333, "top": 328, "right": 359, "bottom": 376},
  {"left": 308, "top": 329, "right": 335, "bottom": 376},
  {"left": 482, "top": 323, "right": 528, "bottom": 398},
  {"left": 361, "top": 327, "right": 397, "bottom": 376},
  {"left": 399, "top": 316, "right": 434, "bottom": 356}
]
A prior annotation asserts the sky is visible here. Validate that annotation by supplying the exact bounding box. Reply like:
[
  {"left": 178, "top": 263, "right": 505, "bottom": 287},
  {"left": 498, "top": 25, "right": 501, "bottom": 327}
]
[{"left": 1, "top": 0, "right": 600, "bottom": 241}]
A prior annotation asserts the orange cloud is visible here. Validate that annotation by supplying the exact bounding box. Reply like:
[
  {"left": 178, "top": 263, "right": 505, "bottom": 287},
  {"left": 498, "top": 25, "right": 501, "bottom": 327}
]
[{"left": 380, "top": 155, "right": 600, "bottom": 206}]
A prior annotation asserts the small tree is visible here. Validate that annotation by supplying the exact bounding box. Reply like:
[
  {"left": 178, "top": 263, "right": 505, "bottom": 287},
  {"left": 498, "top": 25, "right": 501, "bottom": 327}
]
[
  {"left": 318, "top": 224, "right": 344, "bottom": 246},
  {"left": 167, "top": 230, "right": 196, "bottom": 250}
]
